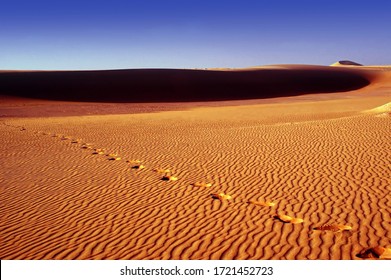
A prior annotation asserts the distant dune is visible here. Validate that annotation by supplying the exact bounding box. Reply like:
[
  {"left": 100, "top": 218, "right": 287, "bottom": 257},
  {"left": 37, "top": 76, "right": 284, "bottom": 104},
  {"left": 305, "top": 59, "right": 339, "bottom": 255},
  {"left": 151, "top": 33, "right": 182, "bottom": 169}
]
[
  {"left": 0, "top": 65, "right": 372, "bottom": 102},
  {"left": 330, "top": 60, "right": 363, "bottom": 66}
]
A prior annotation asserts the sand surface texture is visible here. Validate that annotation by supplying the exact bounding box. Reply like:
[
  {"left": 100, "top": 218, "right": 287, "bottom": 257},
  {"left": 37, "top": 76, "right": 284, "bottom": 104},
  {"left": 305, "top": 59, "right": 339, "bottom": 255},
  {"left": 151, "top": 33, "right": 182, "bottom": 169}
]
[{"left": 1, "top": 65, "right": 390, "bottom": 259}]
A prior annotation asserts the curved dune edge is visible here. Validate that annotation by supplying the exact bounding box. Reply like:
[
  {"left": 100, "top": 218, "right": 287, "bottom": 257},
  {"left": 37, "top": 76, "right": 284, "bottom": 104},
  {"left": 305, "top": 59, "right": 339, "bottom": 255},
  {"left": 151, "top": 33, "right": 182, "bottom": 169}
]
[
  {"left": 0, "top": 65, "right": 375, "bottom": 102},
  {"left": 362, "top": 102, "right": 391, "bottom": 115}
]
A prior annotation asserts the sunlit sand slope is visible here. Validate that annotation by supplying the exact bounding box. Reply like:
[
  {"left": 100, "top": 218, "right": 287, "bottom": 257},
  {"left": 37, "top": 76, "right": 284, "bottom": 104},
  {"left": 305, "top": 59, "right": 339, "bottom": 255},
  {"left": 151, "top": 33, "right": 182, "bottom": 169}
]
[{"left": 1, "top": 94, "right": 390, "bottom": 259}]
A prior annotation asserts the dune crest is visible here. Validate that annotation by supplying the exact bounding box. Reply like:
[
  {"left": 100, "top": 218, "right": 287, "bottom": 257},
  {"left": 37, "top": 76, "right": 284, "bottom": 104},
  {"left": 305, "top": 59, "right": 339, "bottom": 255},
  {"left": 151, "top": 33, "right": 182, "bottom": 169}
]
[
  {"left": 0, "top": 65, "right": 372, "bottom": 102},
  {"left": 330, "top": 60, "right": 363, "bottom": 66}
]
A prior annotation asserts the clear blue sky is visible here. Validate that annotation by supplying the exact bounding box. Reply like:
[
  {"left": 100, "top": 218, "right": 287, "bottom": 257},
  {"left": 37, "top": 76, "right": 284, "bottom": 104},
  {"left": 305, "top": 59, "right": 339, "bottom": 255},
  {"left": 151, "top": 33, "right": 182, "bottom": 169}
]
[{"left": 1, "top": 0, "right": 390, "bottom": 70}]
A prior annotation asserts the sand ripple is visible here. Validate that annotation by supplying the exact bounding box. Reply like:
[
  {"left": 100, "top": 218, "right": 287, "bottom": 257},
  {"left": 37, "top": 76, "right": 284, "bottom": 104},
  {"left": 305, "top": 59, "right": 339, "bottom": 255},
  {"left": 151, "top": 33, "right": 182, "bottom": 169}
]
[{"left": 1, "top": 98, "right": 390, "bottom": 259}]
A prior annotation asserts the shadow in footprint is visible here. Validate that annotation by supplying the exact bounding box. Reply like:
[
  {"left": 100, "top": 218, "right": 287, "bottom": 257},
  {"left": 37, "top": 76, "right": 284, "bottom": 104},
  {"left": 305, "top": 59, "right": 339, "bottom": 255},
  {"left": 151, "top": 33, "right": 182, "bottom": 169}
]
[
  {"left": 274, "top": 214, "right": 303, "bottom": 224},
  {"left": 161, "top": 175, "right": 177, "bottom": 181},
  {"left": 211, "top": 193, "right": 232, "bottom": 201},
  {"left": 274, "top": 216, "right": 290, "bottom": 223},
  {"left": 132, "top": 165, "right": 145, "bottom": 170},
  {"left": 356, "top": 246, "right": 391, "bottom": 259},
  {"left": 108, "top": 157, "right": 121, "bottom": 161}
]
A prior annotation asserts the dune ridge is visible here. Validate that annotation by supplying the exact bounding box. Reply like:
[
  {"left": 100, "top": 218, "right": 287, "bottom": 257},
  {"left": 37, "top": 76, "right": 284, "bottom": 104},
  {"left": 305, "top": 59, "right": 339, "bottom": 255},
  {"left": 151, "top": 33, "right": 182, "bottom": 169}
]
[{"left": 330, "top": 60, "right": 363, "bottom": 66}]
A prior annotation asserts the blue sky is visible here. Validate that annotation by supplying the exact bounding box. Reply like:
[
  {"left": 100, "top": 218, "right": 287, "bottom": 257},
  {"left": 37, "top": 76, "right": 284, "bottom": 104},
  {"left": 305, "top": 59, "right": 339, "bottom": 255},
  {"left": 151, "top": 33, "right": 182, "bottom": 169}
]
[{"left": 1, "top": 0, "right": 390, "bottom": 70}]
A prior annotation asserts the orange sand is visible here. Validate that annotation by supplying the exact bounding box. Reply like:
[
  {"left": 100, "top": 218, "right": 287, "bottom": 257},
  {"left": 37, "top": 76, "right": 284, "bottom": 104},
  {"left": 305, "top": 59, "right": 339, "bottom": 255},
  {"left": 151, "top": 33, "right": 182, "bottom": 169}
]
[{"left": 0, "top": 65, "right": 390, "bottom": 259}]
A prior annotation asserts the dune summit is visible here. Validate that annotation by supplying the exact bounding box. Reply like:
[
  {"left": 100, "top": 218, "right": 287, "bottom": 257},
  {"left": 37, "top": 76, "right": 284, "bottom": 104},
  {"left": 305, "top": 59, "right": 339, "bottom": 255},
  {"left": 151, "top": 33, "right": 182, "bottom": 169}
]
[
  {"left": 330, "top": 60, "right": 363, "bottom": 66},
  {"left": 0, "top": 65, "right": 371, "bottom": 102}
]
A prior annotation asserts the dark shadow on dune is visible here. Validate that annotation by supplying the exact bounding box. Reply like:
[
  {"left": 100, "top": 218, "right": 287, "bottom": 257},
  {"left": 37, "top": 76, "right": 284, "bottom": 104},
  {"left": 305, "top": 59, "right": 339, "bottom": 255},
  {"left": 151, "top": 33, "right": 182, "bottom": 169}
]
[
  {"left": 0, "top": 67, "right": 370, "bottom": 102},
  {"left": 336, "top": 60, "right": 363, "bottom": 66}
]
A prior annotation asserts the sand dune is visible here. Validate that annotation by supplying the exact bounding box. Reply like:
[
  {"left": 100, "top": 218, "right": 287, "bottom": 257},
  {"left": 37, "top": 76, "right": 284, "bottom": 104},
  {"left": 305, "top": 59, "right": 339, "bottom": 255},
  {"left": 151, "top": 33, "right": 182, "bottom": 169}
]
[
  {"left": 0, "top": 65, "right": 373, "bottom": 102},
  {"left": 330, "top": 60, "right": 363, "bottom": 66},
  {"left": 0, "top": 65, "right": 390, "bottom": 260}
]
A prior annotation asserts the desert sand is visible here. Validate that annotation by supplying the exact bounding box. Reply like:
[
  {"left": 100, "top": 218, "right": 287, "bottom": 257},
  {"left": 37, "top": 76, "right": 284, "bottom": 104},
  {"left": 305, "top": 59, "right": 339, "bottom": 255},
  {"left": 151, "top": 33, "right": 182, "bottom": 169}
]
[{"left": 0, "top": 64, "right": 390, "bottom": 260}]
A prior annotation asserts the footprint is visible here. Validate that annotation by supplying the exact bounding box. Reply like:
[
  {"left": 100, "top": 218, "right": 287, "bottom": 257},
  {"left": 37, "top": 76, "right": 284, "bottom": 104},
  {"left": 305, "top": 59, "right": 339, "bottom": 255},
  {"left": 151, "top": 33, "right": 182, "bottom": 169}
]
[
  {"left": 274, "top": 214, "right": 303, "bottom": 224},
  {"left": 161, "top": 174, "right": 178, "bottom": 181},
  {"left": 313, "top": 224, "right": 352, "bottom": 232},
  {"left": 191, "top": 182, "right": 212, "bottom": 187},
  {"left": 132, "top": 164, "right": 145, "bottom": 170},
  {"left": 211, "top": 193, "right": 232, "bottom": 201},
  {"left": 92, "top": 148, "right": 105, "bottom": 155},
  {"left": 127, "top": 160, "right": 142, "bottom": 164},
  {"left": 106, "top": 153, "right": 121, "bottom": 160},
  {"left": 107, "top": 153, "right": 119, "bottom": 157},
  {"left": 108, "top": 157, "right": 121, "bottom": 161},
  {"left": 126, "top": 160, "right": 145, "bottom": 169},
  {"left": 81, "top": 143, "right": 93, "bottom": 149},
  {"left": 249, "top": 200, "right": 275, "bottom": 207},
  {"left": 356, "top": 246, "right": 391, "bottom": 259},
  {"left": 153, "top": 168, "right": 171, "bottom": 174}
]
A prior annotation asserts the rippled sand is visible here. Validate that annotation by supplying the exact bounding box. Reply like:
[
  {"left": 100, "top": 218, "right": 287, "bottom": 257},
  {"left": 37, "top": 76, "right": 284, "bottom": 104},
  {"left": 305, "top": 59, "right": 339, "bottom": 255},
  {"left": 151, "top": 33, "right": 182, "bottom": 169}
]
[{"left": 1, "top": 65, "right": 390, "bottom": 259}]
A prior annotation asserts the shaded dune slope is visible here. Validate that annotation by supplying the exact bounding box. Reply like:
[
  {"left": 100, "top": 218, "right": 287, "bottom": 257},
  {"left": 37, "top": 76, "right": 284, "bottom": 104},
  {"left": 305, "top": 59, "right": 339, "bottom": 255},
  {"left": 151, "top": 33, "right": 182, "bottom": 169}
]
[{"left": 0, "top": 66, "right": 371, "bottom": 102}]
